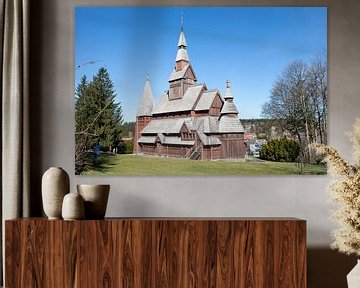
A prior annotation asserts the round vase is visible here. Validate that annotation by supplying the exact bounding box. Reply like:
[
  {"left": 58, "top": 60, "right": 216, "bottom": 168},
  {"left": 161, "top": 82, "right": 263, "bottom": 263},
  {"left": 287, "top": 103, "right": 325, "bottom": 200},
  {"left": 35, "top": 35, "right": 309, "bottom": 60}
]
[
  {"left": 77, "top": 184, "right": 110, "bottom": 219},
  {"left": 42, "top": 167, "right": 70, "bottom": 219},
  {"left": 62, "top": 192, "right": 85, "bottom": 220}
]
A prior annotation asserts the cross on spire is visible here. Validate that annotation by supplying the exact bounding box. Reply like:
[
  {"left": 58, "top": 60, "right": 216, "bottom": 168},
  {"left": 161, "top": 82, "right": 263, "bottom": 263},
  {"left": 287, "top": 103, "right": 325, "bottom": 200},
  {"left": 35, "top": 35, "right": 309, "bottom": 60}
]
[
  {"left": 181, "top": 11, "right": 184, "bottom": 31},
  {"left": 177, "top": 12, "right": 187, "bottom": 48}
]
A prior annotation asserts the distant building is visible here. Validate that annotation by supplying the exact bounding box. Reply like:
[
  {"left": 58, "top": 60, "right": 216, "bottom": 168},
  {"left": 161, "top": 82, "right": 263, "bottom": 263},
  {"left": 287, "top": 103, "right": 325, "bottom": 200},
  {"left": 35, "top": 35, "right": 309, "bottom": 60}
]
[
  {"left": 244, "top": 131, "right": 257, "bottom": 141},
  {"left": 133, "top": 24, "right": 245, "bottom": 160}
]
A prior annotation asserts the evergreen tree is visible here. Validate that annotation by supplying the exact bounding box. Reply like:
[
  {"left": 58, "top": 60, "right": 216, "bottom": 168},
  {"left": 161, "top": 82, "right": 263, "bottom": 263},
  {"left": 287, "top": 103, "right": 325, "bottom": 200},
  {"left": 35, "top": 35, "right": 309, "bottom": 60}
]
[
  {"left": 89, "top": 67, "right": 123, "bottom": 150},
  {"left": 259, "top": 137, "right": 301, "bottom": 162},
  {"left": 75, "top": 67, "right": 123, "bottom": 174},
  {"left": 75, "top": 75, "right": 90, "bottom": 174},
  {"left": 75, "top": 75, "right": 90, "bottom": 133}
]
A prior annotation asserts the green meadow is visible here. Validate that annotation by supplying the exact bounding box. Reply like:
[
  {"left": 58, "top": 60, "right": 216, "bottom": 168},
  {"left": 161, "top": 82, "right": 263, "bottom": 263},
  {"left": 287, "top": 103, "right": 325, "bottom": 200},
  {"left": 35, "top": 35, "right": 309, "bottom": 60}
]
[{"left": 81, "top": 153, "right": 327, "bottom": 176}]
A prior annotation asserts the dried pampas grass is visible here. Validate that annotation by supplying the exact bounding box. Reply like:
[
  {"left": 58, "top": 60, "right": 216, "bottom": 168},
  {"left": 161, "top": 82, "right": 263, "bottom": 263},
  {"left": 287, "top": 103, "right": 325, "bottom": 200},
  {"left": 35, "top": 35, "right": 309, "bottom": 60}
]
[{"left": 312, "top": 118, "right": 360, "bottom": 256}]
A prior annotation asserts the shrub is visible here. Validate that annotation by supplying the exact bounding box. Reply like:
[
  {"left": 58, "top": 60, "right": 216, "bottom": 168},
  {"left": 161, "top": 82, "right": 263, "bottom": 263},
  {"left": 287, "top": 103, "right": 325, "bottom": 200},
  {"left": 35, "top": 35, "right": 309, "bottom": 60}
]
[
  {"left": 118, "top": 140, "right": 134, "bottom": 154},
  {"left": 259, "top": 137, "right": 301, "bottom": 162}
]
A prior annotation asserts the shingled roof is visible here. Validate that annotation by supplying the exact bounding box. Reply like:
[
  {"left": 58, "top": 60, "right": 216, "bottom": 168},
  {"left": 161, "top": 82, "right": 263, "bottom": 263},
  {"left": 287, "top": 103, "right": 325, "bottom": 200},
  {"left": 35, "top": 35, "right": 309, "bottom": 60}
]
[
  {"left": 138, "top": 135, "right": 195, "bottom": 146},
  {"left": 137, "top": 79, "right": 155, "bottom": 117},
  {"left": 218, "top": 80, "right": 243, "bottom": 133},
  {"left": 168, "top": 64, "right": 190, "bottom": 82},
  {"left": 175, "top": 27, "right": 189, "bottom": 63},
  {"left": 152, "top": 84, "right": 205, "bottom": 115},
  {"left": 137, "top": 136, "right": 156, "bottom": 144},
  {"left": 191, "top": 118, "right": 221, "bottom": 145},
  {"left": 176, "top": 48, "right": 189, "bottom": 62},
  {"left": 141, "top": 118, "right": 186, "bottom": 134},
  {"left": 194, "top": 90, "right": 219, "bottom": 111},
  {"left": 139, "top": 116, "right": 225, "bottom": 146},
  {"left": 219, "top": 116, "right": 244, "bottom": 133},
  {"left": 178, "top": 29, "right": 187, "bottom": 47},
  {"left": 221, "top": 101, "right": 239, "bottom": 115}
]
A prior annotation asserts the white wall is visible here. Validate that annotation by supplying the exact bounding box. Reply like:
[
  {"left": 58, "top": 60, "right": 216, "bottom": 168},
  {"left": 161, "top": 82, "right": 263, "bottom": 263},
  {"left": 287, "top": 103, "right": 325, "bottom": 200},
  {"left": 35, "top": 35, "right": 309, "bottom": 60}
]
[{"left": 31, "top": 0, "right": 360, "bottom": 250}]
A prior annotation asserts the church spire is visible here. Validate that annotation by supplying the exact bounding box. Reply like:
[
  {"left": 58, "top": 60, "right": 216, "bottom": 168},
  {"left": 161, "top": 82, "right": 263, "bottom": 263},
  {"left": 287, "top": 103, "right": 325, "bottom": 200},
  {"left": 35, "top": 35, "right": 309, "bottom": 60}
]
[
  {"left": 220, "top": 80, "right": 239, "bottom": 116},
  {"left": 137, "top": 77, "right": 155, "bottom": 117},
  {"left": 168, "top": 15, "right": 197, "bottom": 100},
  {"left": 219, "top": 80, "right": 244, "bottom": 133},
  {"left": 175, "top": 15, "right": 189, "bottom": 68},
  {"left": 177, "top": 28, "right": 187, "bottom": 48},
  {"left": 178, "top": 11, "right": 187, "bottom": 48}
]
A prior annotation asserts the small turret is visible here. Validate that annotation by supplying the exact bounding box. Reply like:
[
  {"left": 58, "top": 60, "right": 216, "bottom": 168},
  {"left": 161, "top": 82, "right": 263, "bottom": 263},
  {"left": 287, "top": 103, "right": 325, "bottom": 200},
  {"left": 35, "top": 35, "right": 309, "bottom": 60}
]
[
  {"left": 134, "top": 77, "right": 155, "bottom": 153},
  {"left": 219, "top": 80, "right": 244, "bottom": 133},
  {"left": 137, "top": 77, "right": 155, "bottom": 117},
  {"left": 220, "top": 80, "right": 238, "bottom": 116}
]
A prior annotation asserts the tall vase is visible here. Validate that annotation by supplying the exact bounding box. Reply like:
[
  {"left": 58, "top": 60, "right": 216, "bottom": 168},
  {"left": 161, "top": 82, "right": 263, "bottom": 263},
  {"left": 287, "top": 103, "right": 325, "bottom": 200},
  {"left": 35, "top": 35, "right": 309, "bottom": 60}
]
[
  {"left": 42, "top": 167, "right": 70, "bottom": 219},
  {"left": 347, "top": 260, "right": 360, "bottom": 288}
]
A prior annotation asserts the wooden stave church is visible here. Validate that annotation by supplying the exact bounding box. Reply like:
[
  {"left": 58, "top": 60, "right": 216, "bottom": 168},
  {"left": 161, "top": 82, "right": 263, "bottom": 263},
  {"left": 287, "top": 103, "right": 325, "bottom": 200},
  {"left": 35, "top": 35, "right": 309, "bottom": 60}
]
[{"left": 133, "top": 25, "right": 245, "bottom": 160}]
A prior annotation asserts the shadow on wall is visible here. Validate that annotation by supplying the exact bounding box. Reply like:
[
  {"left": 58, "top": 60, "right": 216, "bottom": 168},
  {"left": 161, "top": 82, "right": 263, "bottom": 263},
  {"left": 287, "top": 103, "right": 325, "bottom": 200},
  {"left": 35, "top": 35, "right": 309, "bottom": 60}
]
[
  {"left": 29, "top": 0, "right": 48, "bottom": 216},
  {"left": 308, "top": 248, "right": 357, "bottom": 288}
]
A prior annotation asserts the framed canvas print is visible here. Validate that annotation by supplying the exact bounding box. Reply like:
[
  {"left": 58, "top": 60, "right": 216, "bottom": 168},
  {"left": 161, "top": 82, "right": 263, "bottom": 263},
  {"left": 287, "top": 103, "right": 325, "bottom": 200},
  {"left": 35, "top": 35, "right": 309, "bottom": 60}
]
[{"left": 75, "top": 7, "right": 327, "bottom": 176}]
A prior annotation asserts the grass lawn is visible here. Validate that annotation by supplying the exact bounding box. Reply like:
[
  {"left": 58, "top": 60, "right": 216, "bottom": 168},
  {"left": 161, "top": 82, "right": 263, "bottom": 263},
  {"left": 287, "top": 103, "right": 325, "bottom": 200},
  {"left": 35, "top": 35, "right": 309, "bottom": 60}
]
[{"left": 81, "top": 153, "right": 327, "bottom": 176}]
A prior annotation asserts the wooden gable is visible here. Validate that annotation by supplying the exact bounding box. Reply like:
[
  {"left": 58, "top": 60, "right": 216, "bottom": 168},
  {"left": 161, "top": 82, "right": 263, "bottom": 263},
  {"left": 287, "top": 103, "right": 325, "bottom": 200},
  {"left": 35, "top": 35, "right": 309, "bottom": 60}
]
[
  {"left": 209, "top": 92, "right": 223, "bottom": 116},
  {"left": 180, "top": 122, "right": 190, "bottom": 133},
  {"left": 191, "top": 85, "right": 207, "bottom": 111},
  {"left": 184, "top": 65, "right": 197, "bottom": 81},
  {"left": 212, "top": 93, "right": 224, "bottom": 109}
]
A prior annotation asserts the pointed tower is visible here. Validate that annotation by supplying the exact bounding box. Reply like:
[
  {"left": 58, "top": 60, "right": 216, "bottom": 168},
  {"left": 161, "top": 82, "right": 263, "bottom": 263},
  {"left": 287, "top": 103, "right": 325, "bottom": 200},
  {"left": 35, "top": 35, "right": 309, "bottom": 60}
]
[
  {"left": 134, "top": 77, "right": 155, "bottom": 153},
  {"left": 219, "top": 80, "right": 244, "bottom": 133},
  {"left": 175, "top": 26, "right": 189, "bottom": 71},
  {"left": 168, "top": 21, "right": 197, "bottom": 100},
  {"left": 137, "top": 77, "right": 155, "bottom": 117},
  {"left": 218, "top": 80, "right": 245, "bottom": 158}
]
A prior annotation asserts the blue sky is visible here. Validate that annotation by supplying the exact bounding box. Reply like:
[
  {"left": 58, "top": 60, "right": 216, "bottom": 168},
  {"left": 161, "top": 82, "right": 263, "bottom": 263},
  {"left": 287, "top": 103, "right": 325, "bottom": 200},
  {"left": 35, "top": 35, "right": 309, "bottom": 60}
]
[{"left": 75, "top": 7, "right": 327, "bottom": 122}]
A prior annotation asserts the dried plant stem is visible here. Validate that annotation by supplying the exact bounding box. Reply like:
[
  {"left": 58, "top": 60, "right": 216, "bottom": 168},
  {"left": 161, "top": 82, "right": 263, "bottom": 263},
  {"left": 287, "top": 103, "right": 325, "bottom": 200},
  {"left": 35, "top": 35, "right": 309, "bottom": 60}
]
[{"left": 311, "top": 118, "right": 360, "bottom": 256}]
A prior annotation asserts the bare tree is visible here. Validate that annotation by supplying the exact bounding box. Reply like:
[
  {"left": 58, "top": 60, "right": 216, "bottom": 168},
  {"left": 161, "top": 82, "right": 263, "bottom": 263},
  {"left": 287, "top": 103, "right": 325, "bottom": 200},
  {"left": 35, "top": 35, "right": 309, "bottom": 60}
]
[
  {"left": 306, "top": 56, "right": 327, "bottom": 144},
  {"left": 262, "top": 60, "right": 310, "bottom": 142},
  {"left": 262, "top": 57, "right": 328, "bottom": 163}
]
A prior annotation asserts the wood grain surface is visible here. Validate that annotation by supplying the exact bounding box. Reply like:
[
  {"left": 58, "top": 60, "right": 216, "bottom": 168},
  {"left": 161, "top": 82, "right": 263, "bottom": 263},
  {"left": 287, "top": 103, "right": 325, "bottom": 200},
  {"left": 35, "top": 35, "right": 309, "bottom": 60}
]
[{"left": 5, "top": 218, "right": 306, "bottom": 287}]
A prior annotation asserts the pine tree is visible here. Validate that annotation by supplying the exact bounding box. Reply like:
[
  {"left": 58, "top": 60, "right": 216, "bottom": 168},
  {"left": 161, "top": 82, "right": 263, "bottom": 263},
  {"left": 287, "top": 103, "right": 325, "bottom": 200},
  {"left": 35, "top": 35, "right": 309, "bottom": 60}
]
[
  {"left": 75, "top": 68, "right": 123, "bottom": 174},
  {"left": 75, "top": 75, "right": 90, "bottom": 133},
  {"left": 75, "top": 75, "right": 90, "bottom": 174},
  {"left": 88, "top": 67, "right": 123, "bottom": 151}
]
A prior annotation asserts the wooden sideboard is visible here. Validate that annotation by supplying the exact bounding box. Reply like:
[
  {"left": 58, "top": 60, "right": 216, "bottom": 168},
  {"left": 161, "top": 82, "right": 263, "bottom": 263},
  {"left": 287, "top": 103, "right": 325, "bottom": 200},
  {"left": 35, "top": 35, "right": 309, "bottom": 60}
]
[{"left": 5, "top": 218, "right": 306, "bottom": 287}]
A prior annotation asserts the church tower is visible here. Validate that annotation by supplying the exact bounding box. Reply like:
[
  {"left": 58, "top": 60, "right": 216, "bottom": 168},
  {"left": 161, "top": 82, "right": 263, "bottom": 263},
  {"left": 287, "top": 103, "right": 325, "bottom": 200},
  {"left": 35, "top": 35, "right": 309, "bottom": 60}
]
[
  {"left": 219, "top": 80, "right": 244, "bottom": 133},
  {"left": 133, "top": 77, "right": 155, "bottom": 153},
  {"left": 218, "top": 80, "right": 245, "bottom": 158},
  {"left": 168, "top": 23, "right": 197, "bottom": 100}
]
